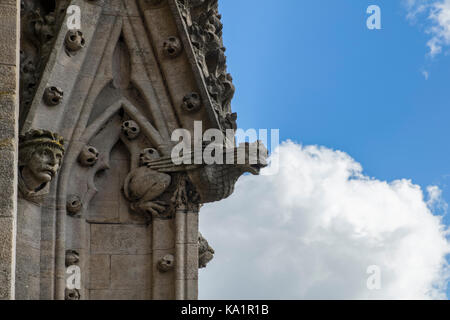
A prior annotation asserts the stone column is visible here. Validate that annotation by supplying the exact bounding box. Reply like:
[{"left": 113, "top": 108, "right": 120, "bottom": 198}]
[
  {"left": 175, "top": 207, "right": 199, "bottom": 300},
  {"left": 0, "top": 0, "right": 19, "bottom": 300}
]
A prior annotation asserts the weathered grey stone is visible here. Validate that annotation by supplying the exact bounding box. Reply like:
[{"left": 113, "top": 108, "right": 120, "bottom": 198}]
[
  {"left": 110, "top": 255, "right": 150, "bottom": 290},
  {"left": 0, "top": 217, "right": 15, "bottom": 299},
  {"left": 185, "top": 279, "right": 198, "bottom": 300},
  {"left": 185, "top": 244, "right": 199, "bottom": 281},
  {"left": 89, "top": 289, "right": 148, "bottom": 300},
  {"left": 0, "top": 94, "right": 17, "bottom": 148},
  {"left": 152, "top": 219, "right": 175, "bottom": 250},
  {"left": 90, "top": 224, "right": 151, "bottom": 255},
  {"left": 0, "top": 65, "right": 16, "bottom": 93},
  {"left": 0, "top": 4, "right": 17, "bottom": 66},
  {"left": 0, "top": 150, "right": 16, "bottom": 217},
  {"left": 16, "top": 199, "right": 41, "bottom": 249},
  {"left": 88, "top": 255, "right": 110, "bottom": 290},
  {"left": 0, "top": 0, "right": 17, "bottom": 301},
  {"left": 186, "top": 212, "right": 198, "bottom": 244}
]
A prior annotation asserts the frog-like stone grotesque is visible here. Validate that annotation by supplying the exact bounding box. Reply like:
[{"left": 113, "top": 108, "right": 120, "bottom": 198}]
[{"left": 123, "top": 148, "right": 171, "bottom": 217}]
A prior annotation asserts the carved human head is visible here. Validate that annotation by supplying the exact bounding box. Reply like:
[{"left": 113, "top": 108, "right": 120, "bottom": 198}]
[{"left": 19, "top": 129, "right": 65, "bottom": 190}]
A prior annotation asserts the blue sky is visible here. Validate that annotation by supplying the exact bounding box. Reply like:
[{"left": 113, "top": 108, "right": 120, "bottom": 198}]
[
  {"left": 200, "top": 0, "right": 450, "bottom": 298},
  {"left": 220, "top": 0, "right": 450, "bottom": 216}
]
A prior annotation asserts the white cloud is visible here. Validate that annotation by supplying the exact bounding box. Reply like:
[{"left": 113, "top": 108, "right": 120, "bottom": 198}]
[
  {"left": 406, "top": 0, "right": 450, "bottom": 57},
  {"left": 199, "top": 141, "right": 450, "bottom": 299}
]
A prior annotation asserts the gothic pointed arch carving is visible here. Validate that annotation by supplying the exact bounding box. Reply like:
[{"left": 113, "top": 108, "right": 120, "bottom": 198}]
[{"left": 17, "top": 0, "right": 266, "bottom": 300}]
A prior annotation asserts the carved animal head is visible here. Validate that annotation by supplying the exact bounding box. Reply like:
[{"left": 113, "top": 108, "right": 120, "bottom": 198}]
[
  {"left": 121, "top": 120, "right": 141, "bottom": 140},
  {"left": 139, "top": 148, "right": 160, "bottom": 166}
]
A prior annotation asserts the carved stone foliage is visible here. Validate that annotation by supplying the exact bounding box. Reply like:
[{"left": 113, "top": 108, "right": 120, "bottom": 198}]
[
  {"left": 18, "top": 129, "right": 65, "bottom": 203},
  {"left": 176, "top": 0, "right": 237, "bottom": 132},
  {"left": 198, "top": 232, "right": 214, "bottom": 269},
  {"left": 170, "top": 174, "right": 201, "bottom": 211}
]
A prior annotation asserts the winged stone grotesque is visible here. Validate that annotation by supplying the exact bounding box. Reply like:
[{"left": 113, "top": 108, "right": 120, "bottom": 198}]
[{"left": 123, "top": 141, "right": 268, "bottom": 217}]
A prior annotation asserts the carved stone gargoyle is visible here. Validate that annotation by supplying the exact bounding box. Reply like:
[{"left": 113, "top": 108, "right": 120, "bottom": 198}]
[
  {"left": 123, "top": 141, "right": 268, "bottom": 217},
  {"left": 18, "top": 129, "right": 65, "bottom": 203}
]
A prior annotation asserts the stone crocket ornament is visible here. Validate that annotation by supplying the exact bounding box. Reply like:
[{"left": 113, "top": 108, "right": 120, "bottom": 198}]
[
  {"left": 198, "top": 232, "right": 215, "bottom": 268},
  {"left": 18, "top": 129, "right": 65, "bottom": 203}
]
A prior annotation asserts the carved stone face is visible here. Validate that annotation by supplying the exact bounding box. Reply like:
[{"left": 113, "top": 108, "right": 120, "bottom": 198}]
[
  {"left": 78, "top": 145, "right": 99, "bottom": 167},
  {"left": 157, "top": 254, "right": 175, "bottom": 272},
  {"left": 24, "top": 146, "right": 63, "bottom": 186},
  {"left": 65, "top": 250, "right": 80, "bottom": 267},
  {"left": 163, "top": 36, "right": 182, "bottom": 58},
  {"left": 181, "top": 92, "right": 201, "bottom": 112},
  {"left": 121, "top": 120, "right": 141, "bottom": 140},
  {"left": 65, "top": 288, "right": 80, "bottom": 300},
  {"left": 66, "top": 195, "right": 82, "bottom": 216},
  {"left": 65, "top": 29, "right": 85, "bottom": 53},
  {"left": 43, "top": 86, "right": 63, "bottom": 106}
]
